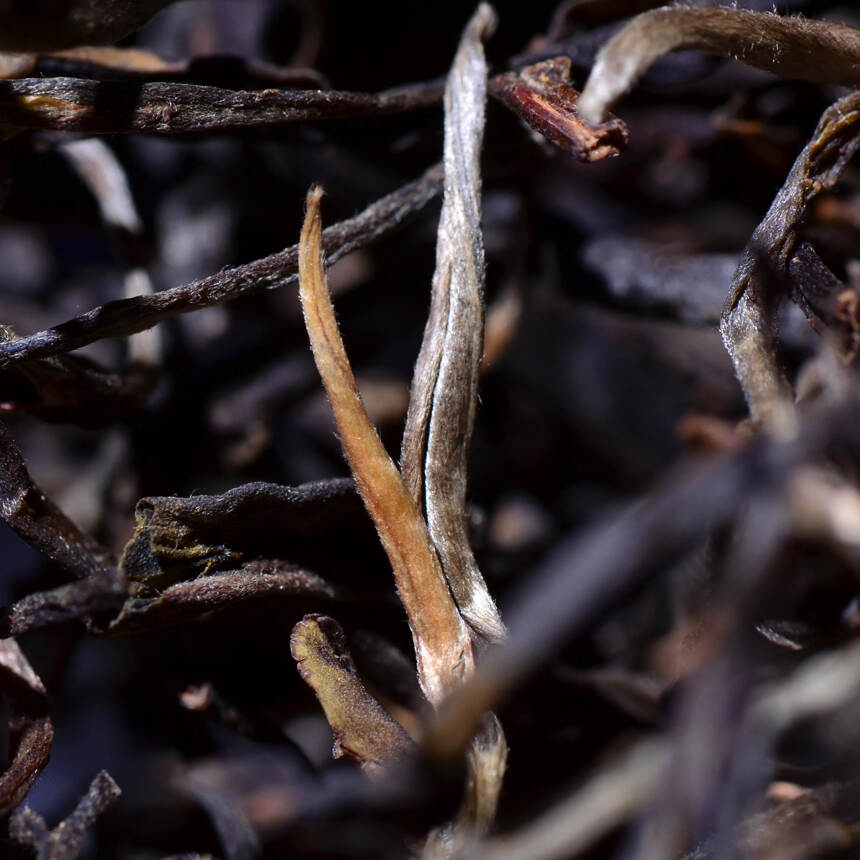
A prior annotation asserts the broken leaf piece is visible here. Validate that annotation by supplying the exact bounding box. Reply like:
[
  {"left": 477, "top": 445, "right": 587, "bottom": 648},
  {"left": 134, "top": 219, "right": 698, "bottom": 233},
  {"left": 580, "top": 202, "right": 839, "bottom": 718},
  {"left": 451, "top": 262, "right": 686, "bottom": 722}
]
[
  {"left": 0, "top": 325, "right": 154, "bottom": 423},
  {"left": 0, "top": 638, "right": 53, "bottom": 817},
  {"left": 788, "top": 243, "right": 860, "bottom": 363},
  {"left": 291, "top": 614, "right": 416, "bottom": 771},
  {"left": 0, "top": 420, "right": 114, "bottom": 579},
  {"left": 489, "top": 57, "right": 627, "bottom": 162},
  {"left": 0, "top": 571, "right": 127, "bottom": 637},
  {"left": 10, "top": 769, "right": 120, "bottom": 858}
]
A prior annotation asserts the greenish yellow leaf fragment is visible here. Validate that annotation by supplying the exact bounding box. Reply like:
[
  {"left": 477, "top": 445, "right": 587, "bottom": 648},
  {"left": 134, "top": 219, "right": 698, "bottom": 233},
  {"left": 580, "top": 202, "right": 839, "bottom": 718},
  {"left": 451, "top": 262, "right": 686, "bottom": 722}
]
[{"left": 290, "top": 614, "right": 415, "bottom": 771}]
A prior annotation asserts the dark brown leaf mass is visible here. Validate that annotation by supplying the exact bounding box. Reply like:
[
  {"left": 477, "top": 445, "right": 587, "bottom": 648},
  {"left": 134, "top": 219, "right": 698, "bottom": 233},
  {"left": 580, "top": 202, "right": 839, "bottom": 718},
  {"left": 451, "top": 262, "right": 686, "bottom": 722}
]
[{"left": 4, "top": 2, "right": 860, "bottom": 860}]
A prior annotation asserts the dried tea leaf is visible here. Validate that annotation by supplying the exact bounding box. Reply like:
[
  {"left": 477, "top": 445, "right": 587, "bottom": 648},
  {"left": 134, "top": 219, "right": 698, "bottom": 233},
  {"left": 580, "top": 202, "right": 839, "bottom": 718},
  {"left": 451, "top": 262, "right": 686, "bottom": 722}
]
[
  {"left": 400, "top": 3, "right": 505, "bottom": 645},
  {"left": 720, "top": 91, "right": 860, "bottom": 427},
  {"left": 459, "top": 714, "right": 507, "bottom": 835},
  {"left": 0, "top": 326, "right": 154, "bottom": 423},
  {"left": 489, "top": 57, "right": 627, "bottom": 162},
  {"left": 0, "top": 420, "right": 115, "bottom": 578},
  {"left": 61, "top": 137, "right": 162, "bottom": 372},
  {"left": 0, "top": 164, "right": 443, "bottom": 367},
  {"left": 577, "top": 6, "right": 860, "bottom": 124},
  {"left": 291, "top": 614, "right": 416, "bottom": 772},
  {"left": 0, "top": 572, "right": 127, "bottom": 637},
  {"left": 120, "top": 479, "right": 361, "bottom": 594},
  {"left": 109, "top": 562, "right": 333, "bottom": 635},
  {"left": 0, "top": 76, "right": 443, "bottom": 135},
  {"left": 4, "top": 45, "right": 171, "bottom": 76},
  {"left": 425, "top": 394, "right": 860, "bottom": 758},
  {"left": 10, "top": 770, "right": 121, "bottom": 858},
  {"left": 398, "top": 6, "right": 509, "bottom": 845},
  {"left": 788, "top": 243, "right": 860, "bottom": 362},
  {"left": 0, "top": 46, "right": 169, "bottom": 79},
  {"left": 298, "top": 185, "right": 472, "bottom": 705},
  {"left": 0, "top": 638, "right": 53, "bottom": 817}
]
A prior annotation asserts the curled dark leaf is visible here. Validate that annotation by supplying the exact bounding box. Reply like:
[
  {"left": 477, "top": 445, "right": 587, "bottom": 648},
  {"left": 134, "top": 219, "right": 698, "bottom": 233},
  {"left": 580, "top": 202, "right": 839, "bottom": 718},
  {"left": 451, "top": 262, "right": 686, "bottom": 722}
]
[
  {"left": 720, "top": 91, "right": 860, "bottom": 427},
  {"left": 788, "top": 243, "right": 860, "bottom": 362},
  {"left": 0, "top": 420, "right": 114, "bottom": 579},
  {"left": 0, "top": 326, "right": 154, "bottom": 423},
  {"left": 98, "top": 480, "right": 362, "bottom": 634},
  {"left": 0, "top": 638, "right": 53, "bottom": 817},
  {"left": 0, "top": 571, "right": 127, "bottom": 637},
  {"left": 10, "top": 769, "right": 121, "bottom": 859},
  {"left": 108, "top": 562, "right": 333, "bottom": 634},
  {"left": 119, "top": 479, "right": 360, "bottom": 593}
]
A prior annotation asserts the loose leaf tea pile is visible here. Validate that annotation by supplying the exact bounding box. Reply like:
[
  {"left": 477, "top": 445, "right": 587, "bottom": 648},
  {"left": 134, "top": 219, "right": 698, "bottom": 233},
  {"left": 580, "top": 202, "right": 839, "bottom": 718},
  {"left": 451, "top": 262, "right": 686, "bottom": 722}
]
[{"left": 2, "top": 1, "right": 860, "bottom": 858}]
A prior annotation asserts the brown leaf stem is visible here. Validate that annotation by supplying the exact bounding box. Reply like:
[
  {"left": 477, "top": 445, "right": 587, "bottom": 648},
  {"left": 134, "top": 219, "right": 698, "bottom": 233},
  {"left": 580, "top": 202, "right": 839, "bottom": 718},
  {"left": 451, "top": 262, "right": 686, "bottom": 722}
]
[
  {"left": 488, "top": 57, "right": 627, "bottom": 162},
  {"left": 0, "top": 75, "right": 444, "bottom": 134},
  {"left": 0, "top": 163, "right": 443, "bottom": 367}
]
